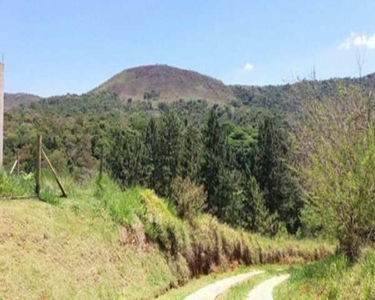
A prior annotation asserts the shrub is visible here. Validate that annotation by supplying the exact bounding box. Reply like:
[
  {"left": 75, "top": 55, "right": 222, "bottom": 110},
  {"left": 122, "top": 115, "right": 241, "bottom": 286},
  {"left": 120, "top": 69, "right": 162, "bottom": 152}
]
[
  {"left": 171, "top": 177, "right": 207, "bottom": 220},
  {"left": 0, "top": 171, "right": 34, "bottom": 198},
  {"left": 139, "top": 189, "right": 188, "bottom": 256}
]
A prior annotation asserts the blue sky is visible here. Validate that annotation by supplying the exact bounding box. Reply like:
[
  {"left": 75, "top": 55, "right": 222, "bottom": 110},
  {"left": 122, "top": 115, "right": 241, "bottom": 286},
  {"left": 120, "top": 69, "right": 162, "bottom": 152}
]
[{"left": 1, "top": 0, "right": 375, "bottom": 97}]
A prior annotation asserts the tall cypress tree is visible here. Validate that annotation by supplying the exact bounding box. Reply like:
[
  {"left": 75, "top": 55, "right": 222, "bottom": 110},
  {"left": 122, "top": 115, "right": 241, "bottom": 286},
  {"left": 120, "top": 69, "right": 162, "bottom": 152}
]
[
  {"left": 144, "top": 117, "right": 159, "bottom": 189},
  {"left": 242, "top": 175, "right": 277, "bottom": 234},
  {"left": 201, "top": 109, "right": 235, "bottom": 217},
  {"left": 254, "top": 116, "right": 301, "bottom": 232},
  {"left": 181, "top": 121, "right": 202, "bottom": 181},
  {"left": 158, "top": 110, "right": 182, "bottom": 196},
  {"left": 223, "top": 174, "right": 276, "bottom": 234},
  {"left": 108, "top": 129, "right": 147, "bottom": 187}
]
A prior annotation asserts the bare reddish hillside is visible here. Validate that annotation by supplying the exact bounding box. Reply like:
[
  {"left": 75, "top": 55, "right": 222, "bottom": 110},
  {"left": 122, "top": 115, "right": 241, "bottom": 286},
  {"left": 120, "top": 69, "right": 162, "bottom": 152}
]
[{"left": 92, "top": 65, "right": 235, "bottom": 103}]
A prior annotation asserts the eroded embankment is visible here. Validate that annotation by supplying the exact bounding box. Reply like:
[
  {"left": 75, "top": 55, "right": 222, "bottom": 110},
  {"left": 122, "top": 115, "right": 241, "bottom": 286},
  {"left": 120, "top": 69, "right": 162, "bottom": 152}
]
[
  {"left": 103, "top": 186, "right": 333, "bottom": 298},
  {"left": 0, "top": 185, "right": 333, "bottom": 299}
]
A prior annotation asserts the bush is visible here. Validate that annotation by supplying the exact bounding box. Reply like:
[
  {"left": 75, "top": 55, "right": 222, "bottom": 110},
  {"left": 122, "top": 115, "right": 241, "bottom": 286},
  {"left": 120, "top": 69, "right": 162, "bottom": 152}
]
[
  {"left": 49, "top": 150, "right": 67, "bottom": 173},
  {"left": 94, "top": 174, "right": 144, "bottom": 226},
  {"left": 0, "top": 171, "right": 34, "bottom": 198},
  {"left": 170, "top": 177, "right": 207, "bottom": 221},
  {"left": 139, "top": 189, "right": 188, "bottom": 256}
]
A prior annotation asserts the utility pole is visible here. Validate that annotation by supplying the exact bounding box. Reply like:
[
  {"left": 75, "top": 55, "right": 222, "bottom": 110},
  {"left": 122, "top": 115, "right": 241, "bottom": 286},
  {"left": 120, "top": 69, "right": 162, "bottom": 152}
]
[{"left": 0, "top": 61, "right": 4, "bottom": 169}]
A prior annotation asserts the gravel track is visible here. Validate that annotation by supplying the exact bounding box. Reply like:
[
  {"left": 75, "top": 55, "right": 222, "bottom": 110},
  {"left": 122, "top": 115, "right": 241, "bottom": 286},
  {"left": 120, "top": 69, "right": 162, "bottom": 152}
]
[
  {"left": 246, "top": 274, "right": 290, "bottom": 300},
  {"left": 185, "top": 270, "right": 265, "bottom": 300}
]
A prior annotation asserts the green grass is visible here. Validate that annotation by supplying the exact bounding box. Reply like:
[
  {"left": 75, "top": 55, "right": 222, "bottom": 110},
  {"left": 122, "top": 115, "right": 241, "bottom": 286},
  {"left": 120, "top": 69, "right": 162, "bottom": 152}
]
[
  {"left": 275, "top": 249, "right": 375, "bottom": 300},
  {"left": 0, "top": 193, "right": 177, "bottom": 299},
  {"left": 0, "top": 171, "right": 34, "bottom": 198},
  {"left": 0, "top": 172, "right": 333, "bottom": 299}
]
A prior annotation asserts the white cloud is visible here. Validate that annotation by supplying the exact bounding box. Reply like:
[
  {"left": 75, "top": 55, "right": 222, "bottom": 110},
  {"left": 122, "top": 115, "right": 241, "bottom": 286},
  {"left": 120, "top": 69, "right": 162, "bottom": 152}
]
[
  {"left": 339, "top": 32, "right": 375, "bottom": 50},
  {"left": 243, "top": 63, "right": 254, "bottom": 71}
]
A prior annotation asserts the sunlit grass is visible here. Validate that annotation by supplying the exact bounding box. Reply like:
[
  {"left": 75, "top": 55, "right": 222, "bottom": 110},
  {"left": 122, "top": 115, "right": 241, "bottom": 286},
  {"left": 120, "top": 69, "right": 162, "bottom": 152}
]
[
  {"left": 275, "top": 249, "right": 375, "bottom": 299},
  {"left": 0, "top": 172, "right": 334, "bottom": 299}
]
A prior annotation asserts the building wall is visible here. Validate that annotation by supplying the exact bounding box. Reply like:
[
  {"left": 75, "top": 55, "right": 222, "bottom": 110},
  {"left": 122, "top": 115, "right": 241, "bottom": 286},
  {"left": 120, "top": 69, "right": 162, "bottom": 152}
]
[{"left": 0, "top": 63, "right": 4, "bottom": 168}]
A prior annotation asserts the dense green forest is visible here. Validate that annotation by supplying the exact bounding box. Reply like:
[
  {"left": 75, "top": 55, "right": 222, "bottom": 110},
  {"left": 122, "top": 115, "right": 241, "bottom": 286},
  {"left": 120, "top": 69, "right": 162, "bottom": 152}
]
[
  {"left": 5, "top": 89, "right": 302, "bottom": 234},
  {"left": 5, "top": 76, "right": 375, "bottom": 255}
]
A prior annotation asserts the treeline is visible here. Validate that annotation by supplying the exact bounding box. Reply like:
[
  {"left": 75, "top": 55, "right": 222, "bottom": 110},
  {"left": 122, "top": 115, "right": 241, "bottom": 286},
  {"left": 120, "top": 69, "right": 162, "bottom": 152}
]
[
  {"left": 107, "top": 109, "right": 302, "bottom": 234},
  {"left": 4, "top": 91, "right": 303, "bottom": 235},
  {"left": 3, "top": 92, "right": 276, "bottom": 180}
]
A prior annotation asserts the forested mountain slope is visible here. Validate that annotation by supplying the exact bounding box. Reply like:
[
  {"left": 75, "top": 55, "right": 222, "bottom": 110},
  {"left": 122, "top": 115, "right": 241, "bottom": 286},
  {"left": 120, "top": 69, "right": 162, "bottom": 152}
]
[{"left": 230, "top": 72, "right": 375, "bottom": 112}]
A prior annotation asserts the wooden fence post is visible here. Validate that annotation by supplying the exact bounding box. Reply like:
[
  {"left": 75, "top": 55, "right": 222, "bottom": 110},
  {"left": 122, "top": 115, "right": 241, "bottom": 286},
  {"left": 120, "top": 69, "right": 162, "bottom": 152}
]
[
  {"left": 17, "top": 150, "right": 20, "bottom": 175},
  {"left": 42, "top": 149, "right": 67, "bottom": 198},
  {"left": 35, "top": 135, "right": 42, "bottom": 197},
  {"left": 10, "top": 159, "right": 17, "bottom": 175}
]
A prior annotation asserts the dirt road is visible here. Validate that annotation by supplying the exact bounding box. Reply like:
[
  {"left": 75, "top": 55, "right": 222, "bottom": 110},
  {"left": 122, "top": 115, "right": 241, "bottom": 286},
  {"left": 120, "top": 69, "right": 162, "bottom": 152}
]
[
  {"left": 185, "top": 270, "right": 265, "bottom": 300},
  {"left": 246, "top": 274, "right": 290, "bottom": 300}
]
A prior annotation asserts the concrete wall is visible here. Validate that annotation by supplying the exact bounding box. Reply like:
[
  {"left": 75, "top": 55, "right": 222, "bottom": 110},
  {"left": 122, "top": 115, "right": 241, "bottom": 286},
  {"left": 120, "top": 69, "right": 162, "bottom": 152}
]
[{"left": 0, "top": 63, "right": 4, "bottom": 168}]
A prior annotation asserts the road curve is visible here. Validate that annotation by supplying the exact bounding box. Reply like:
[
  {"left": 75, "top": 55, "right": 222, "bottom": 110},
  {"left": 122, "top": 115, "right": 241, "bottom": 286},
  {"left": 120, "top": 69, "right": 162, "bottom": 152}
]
[
  {"left": 185, "top": 270, "right": 265, "bottom": 300},
  {"left": 246, "top": 274, "right": 290, "bottom": 300}
]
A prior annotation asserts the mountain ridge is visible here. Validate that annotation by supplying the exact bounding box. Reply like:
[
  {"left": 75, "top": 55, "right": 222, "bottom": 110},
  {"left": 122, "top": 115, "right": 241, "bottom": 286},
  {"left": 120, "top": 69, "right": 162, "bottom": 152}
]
[{"left": 4, "top": 65, "right": 375, "bottom": 110}]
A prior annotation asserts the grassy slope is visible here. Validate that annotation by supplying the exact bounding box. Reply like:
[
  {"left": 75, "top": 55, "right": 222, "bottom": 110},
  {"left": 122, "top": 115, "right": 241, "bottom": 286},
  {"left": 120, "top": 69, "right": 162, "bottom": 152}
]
[
  {"left": 0, "top": 173, "right": 333, "bottom": 299},
  {"left": 0, "top": 200, "right": 177, "bottom": 299},
  {"left": 275, "top": 249, "right": 375, "bottom": 299}
]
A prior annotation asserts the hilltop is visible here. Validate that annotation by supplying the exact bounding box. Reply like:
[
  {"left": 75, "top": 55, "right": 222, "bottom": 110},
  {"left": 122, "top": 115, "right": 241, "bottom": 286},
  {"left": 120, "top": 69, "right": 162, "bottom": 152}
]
[
  {"left": 91, "top": 64, "right": 235, "bottom": 104},
  {"left": 4, "top": 93, "right": 41, "bottom": 110}
]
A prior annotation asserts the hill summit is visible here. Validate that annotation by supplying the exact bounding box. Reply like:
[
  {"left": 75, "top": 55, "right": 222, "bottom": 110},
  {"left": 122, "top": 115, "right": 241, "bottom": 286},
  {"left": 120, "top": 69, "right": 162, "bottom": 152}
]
[
  {"left": 91, "top": 64, "right": 235, "bottom": 103},
  {"left": 4, "top": 93, "right": 40, "bottom": 110}
]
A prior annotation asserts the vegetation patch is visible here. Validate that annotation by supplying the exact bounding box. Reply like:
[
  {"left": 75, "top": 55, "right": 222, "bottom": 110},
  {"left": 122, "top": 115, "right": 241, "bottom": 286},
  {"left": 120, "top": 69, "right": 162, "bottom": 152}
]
[
  {"left": 275, "top": 249, "right": 375, "bottom": 299},
  {"left": 0, "top": 174, "right": 332, "bottom": 299}
]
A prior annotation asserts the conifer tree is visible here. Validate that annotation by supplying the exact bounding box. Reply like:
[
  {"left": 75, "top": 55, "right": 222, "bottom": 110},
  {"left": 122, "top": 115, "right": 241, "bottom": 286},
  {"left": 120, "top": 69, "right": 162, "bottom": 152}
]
[
  {"left": 254, "top": 116, "right": 301, "bottom": 232},
  {"left": 144, "top": 117, "right": 159, "bottom": 189},
  {"left": 201, "top": 109, "right": 235, "bottom": 217},
  {"left": 108, "top": 129, "right": 147, "bottom": 187},
  {"left": 157, "top": 110, "right": 182, "bottom": 196},
  {"left": 180, "top": 121, "right": 202, "bottom": 181},
  {"left": 243, "top": 175, "right": 278, "bottom": 234}
]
